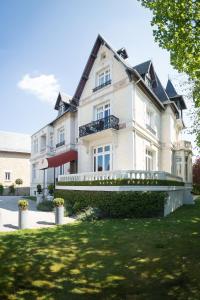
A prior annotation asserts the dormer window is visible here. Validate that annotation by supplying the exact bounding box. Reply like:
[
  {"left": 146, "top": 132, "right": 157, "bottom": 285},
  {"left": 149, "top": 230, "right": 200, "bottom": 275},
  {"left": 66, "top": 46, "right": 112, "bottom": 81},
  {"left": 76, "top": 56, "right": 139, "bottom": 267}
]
[{"left": 59, "top": 104, "right": 65, "bottom": 116}]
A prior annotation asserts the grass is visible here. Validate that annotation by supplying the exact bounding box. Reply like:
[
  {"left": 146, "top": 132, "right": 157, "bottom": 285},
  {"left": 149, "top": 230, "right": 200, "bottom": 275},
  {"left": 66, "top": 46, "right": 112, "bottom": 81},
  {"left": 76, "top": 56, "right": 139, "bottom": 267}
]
[{"left": 1, "top": 199, "right": 200, "bottom": 299}]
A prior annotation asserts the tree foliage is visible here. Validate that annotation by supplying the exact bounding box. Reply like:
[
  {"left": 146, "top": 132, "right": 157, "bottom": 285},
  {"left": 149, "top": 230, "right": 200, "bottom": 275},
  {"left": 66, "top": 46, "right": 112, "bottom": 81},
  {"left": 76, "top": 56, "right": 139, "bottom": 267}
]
[
  {"left": 193, "top": 156, "right": 200, "bottom": 184},
  {"left": 139, "top": 0, "right": 200, "bottom": 107}
]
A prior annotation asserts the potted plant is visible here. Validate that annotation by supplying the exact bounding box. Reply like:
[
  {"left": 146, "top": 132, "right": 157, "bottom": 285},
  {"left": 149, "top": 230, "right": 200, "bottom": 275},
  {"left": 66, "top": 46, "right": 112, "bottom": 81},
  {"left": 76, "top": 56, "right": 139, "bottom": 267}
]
[
  {"left": 36, "top": 184, "right": 43, "bottom": 204},
  {"left": 53, "top": 198, "right": 64, "bottom": 225},
  {"left": 15, "top": 178, "right": 23, "bottom": 195},
  {"left": 18, "top": 199, "right": 29, "bottom": 229}
]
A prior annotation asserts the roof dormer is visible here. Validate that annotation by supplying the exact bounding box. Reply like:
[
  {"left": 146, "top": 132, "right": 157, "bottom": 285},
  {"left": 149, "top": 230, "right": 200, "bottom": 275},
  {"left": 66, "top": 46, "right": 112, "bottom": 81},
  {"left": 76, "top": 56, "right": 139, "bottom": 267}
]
[{"left": 54, "top": 92, "right": 71, "bottom": 116}]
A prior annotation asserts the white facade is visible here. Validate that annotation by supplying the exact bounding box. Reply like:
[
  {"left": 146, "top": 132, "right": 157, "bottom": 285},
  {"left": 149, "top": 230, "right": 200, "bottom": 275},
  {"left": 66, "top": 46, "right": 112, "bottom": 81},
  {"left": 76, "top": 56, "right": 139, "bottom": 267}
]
[
  {"left": 0, "top": 131, "right": 31, "bottom": 187},
  {"left": 30, "top": 36, "right": 192, "bottom": 195}
]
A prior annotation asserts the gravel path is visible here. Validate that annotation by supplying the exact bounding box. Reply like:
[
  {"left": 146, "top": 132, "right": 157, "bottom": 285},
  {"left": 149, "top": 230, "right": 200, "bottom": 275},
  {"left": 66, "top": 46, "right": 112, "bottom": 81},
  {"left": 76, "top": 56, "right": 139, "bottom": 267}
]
[{"left": 0, "top": 196, "right": 75, "bottom": 232}]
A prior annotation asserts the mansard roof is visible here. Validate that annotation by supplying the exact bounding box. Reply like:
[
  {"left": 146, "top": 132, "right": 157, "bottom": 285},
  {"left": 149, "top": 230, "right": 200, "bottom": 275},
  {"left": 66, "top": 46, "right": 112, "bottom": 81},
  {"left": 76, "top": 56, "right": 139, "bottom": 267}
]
[{"left": 166, "top": 80, "right": 187, "bottom": 109}]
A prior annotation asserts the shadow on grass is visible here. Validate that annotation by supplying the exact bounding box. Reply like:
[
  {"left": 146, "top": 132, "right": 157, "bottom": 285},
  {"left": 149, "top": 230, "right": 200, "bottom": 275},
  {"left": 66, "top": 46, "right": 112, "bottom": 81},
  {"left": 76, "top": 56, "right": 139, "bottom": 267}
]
[{"left": 0, "top": 199, "right": 200, "bottom": 299}]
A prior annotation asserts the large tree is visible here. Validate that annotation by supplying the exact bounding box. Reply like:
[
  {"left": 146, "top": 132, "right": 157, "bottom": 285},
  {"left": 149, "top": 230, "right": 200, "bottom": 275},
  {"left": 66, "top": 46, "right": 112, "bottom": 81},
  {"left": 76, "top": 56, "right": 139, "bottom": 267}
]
[{"left": 139, "top": 0, "right": 200, "bottom": 144}]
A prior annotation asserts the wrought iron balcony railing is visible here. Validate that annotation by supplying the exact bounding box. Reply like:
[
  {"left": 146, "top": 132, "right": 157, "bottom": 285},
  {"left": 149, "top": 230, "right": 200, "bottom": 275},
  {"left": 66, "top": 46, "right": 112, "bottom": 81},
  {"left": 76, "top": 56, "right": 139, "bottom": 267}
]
[
  {"left": 56, "top": 140, "right": 65, "bottom": 148},
  {"left": 93, "top": 79, "right": 111, "bottom": 92},
  {"left": 79, "top": 115, "right": 119, "bottom": 138}
]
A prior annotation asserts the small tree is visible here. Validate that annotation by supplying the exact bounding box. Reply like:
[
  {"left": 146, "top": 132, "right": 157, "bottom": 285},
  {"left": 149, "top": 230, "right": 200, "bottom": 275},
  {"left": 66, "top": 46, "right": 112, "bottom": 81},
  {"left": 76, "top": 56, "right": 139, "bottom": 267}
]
[
  {"left": 0, "top": 184, "right": 4, "bottom": 196},
  {"left": 9, "top": 184, "right": 15, "bottom": 195},
  {"left": 15, "top": 178, "right": 23, "bottom": 196},
  {"left": 48, "top": 184, "right": 54, "bottom": 196}
]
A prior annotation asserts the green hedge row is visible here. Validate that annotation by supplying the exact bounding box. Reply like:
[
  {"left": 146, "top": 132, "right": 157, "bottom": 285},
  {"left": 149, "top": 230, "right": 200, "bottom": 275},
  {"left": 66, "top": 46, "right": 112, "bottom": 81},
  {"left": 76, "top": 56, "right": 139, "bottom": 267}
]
[
  {"left": 54, "top": 189, "right": 167, "bottom": 218},
  {"left": 57, "top": 179, "right": 184, "bottom": 187}
]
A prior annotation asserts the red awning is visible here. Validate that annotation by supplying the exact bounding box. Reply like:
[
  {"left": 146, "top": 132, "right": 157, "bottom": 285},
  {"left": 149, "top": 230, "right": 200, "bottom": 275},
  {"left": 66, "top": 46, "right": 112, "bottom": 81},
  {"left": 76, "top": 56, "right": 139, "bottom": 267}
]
[{"left": 39, "top": 150, "right": 77, "bottom": 169}]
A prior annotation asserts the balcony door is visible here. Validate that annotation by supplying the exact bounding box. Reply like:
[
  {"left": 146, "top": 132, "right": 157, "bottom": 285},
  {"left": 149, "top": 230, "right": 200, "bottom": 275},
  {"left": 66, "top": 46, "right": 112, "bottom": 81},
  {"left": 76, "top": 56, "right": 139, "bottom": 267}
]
[{"left": 96, "top": 103, "right": 110, "bottom": 121}]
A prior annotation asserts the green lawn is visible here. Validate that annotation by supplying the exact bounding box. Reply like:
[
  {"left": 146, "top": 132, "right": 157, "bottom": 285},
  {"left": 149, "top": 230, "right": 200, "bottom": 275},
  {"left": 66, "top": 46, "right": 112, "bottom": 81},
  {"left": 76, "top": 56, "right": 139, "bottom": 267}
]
[{"left": 1, "top": 200, "right": 200, "bottom": 300}]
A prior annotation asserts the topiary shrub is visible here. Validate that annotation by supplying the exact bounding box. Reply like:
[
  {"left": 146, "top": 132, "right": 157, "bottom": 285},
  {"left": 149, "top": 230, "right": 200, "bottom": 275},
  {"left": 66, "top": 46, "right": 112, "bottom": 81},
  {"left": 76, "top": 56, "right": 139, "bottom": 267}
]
[
  {"left": 15, "top": 178, "right": 23, "bottom": 186},
  {"left": 54, "top": 190, "right": 167, "bottom": 218},
  {"left": 0, "top": 184, "right": 4, "bottom": 195},
  {"left": 18, "top": 199, "right": 29, "bottom": 210},
  {"left": 53, "top": 198, "right": 64, "bottom": 207}
]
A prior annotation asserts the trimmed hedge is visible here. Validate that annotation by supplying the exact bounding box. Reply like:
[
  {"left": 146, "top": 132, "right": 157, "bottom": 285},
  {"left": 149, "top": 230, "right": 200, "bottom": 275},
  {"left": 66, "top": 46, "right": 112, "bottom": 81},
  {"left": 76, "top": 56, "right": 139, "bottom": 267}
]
[
  {"left": 54, "top": 189, "right": 167, "bottom": 218},
  {"left": 57, "top": 179, "right": 184, "bottom": 187}
]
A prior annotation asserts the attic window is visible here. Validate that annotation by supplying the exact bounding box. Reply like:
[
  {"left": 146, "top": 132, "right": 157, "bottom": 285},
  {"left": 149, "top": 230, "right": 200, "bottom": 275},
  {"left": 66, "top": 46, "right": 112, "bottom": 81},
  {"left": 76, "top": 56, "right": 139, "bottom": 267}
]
[
  {"left": 101, "top": 52, "right": 106, "bottom": 60},
  {"left": 59, "top": 104, "right": 65, "bottom": 115}
]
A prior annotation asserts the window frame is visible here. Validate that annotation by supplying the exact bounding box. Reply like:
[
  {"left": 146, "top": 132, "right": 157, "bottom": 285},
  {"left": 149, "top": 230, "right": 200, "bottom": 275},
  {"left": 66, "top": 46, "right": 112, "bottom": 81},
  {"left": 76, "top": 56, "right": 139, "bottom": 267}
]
[
  {"left": 96, "top": 68, "right": 111, "bottom": 87},
  {"left": 145, "top": 149, "right": 153, "bottom": 171},
  {"left": 5, "top": 171, "right": 11, "bottom": 181},
  {"left": 95, "top": 102, "right": 111, "bottom": 121},
  {"left": 93, "top": 144, "right": 112, "bottom": 172},
  {"left": 57, "top": 127, "right": 65, "bottom": 143}
]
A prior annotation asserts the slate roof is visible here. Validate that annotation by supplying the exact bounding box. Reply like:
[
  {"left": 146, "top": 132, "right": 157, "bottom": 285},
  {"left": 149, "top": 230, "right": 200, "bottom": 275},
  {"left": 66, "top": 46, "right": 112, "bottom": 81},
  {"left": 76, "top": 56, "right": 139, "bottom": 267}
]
[
  {"left": 133, "top": 60, "right": 151, "bottom": 77},
  {"left": 133, "top": 61, "right": 169, "bottom": 102},
  {"left": 166, "top": 79, "right": 179, "bottom": 98}
]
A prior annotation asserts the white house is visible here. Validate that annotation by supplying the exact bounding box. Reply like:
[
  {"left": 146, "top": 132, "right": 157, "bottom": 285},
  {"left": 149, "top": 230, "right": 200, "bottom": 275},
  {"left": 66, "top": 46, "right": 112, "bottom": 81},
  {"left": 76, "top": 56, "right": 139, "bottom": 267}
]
[
  {"left": 30, "top": 35, "right": 192, "bottom": 195},
  {"left": 0, "top": 131, "right": 31, "bottom": 188}
]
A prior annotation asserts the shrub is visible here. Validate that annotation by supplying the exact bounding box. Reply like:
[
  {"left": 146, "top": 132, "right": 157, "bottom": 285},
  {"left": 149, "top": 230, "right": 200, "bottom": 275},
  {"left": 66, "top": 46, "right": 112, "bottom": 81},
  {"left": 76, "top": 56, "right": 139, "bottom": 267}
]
[
  {"left": 53, "top": 198, "right": 64, "bottom": 207},
  {"left": 9, "top": 184, "right": 15, "bottom": 195},
  {"left": 48, "top": 184, "right": 54, "bottom": 195},
  {"left": 77, "top": 207, "right": 101, "bottom": 221},
  {"left": 18, "top": 199, "right": 29, "bottom": 210},
  {"left": 37, "top": 201, "right": 54, "bottom": 212},
  {"left": 15, "top": 178, "right": 23, "bottom": 186},
  {"left": 57, "top": 179, "right": 184, "bottom": 187},
  {"left": 0, "top": 184, "right": 4, "bottom": 195},
  {"left": 37, "top": 184, "right": 42, "bottom": 194},
  {"left": 193, "top": 184, "right": 200, "bottom": 195},
  {"left": 54, "top": 190, "right": 167, "bottom": 218}
]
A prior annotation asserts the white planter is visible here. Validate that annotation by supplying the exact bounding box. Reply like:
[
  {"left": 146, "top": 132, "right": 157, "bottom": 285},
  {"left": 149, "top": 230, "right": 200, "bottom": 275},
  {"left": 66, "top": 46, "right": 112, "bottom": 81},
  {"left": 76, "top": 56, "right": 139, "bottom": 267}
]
[
  {"left": 18, "top": 209, "right": 28, "bottom": 229},
  {"left": 55, "top": 206, "right": 64, "bottom": 225}
]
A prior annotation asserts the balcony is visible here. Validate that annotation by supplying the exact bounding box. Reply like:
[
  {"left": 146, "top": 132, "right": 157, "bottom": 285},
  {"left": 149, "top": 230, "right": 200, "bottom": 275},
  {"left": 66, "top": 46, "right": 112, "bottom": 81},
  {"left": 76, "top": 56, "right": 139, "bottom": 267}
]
[
  {"left": 56, "top": 140, "right": 65, "bottom": 148},
  {"left": 175, "top": 140, "right": 192, "bottom": 151},
  {"left": 79, "top": 115, "right": 119, "bottom": 138},
  {"left": 93, "top": 79, "right": 111, "bottom": 92}
]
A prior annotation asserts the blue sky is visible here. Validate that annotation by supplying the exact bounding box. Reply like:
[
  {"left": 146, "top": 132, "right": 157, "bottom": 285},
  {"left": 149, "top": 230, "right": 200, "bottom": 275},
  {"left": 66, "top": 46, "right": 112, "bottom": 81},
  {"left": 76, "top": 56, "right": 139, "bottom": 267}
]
[{"left": 0, "top": 0, "right": 195, "bottom": 150}]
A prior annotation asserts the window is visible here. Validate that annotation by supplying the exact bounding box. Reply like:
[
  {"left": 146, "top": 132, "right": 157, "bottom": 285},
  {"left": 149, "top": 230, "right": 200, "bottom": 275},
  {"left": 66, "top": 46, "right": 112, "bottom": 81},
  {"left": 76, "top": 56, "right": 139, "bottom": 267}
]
[
  {"left": 32, "top": 164, "right": 36, "bottom": 180},
  {"left": 59, "top": 104, "right": 65, "bottom": 116},
  {"left": 145, "top": 149, "right": 153, "bottom": 171},
  {"left": 33, "top": 139, "right": 38, "bottom": 154},
  {"left": 175, "top": 156, "right": 182, "bottom": 176},
  {"left": 58, "top": 127, "right": 65, "bottom": 143},
  {"left": 49, "top": 133, "right": 54, "bottom": 148},
  {"left": 97, "top": 68, "right": 111, "bottom": 86},
  {"left": 59, "top": 165, "right": 64, "bottom": 175},
  {"left": 5, "top": 171, "right": 11, "bottom": 181},
  {"left": 95, "top": 102, "right": 110, "bottom": 120},
  {"left": 146, "top": 109, "right": 153, "bottom": 128},
  {"left": 93, "top": 145, "right": 111, "bottom": 172}
]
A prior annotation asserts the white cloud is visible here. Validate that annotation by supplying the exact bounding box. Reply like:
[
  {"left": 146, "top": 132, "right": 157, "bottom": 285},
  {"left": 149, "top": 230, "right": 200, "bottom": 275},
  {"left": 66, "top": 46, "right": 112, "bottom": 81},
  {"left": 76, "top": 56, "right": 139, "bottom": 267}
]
[{"left": 18, "top": 73, "right": 60, "bottom": 104}]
